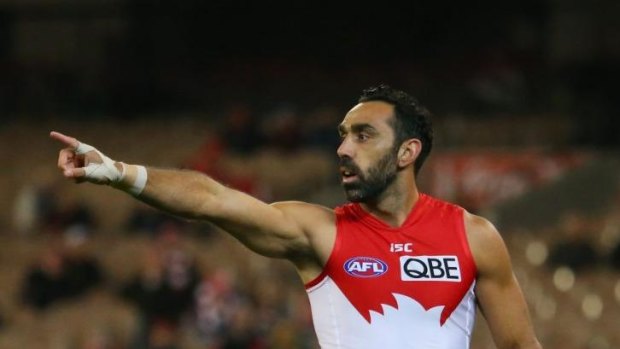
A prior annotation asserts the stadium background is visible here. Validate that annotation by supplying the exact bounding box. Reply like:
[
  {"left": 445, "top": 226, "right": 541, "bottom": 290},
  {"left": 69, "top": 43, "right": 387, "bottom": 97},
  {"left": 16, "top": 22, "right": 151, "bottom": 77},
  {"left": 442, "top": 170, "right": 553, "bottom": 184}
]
[{"left": 0, "top": 0, "right": 619, "bottom": 348}]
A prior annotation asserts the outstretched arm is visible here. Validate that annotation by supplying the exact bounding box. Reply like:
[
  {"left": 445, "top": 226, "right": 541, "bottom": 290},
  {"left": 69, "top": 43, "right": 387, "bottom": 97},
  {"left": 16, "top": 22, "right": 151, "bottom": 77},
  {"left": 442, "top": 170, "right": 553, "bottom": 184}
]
[
  {"left": 50, "top": 131, "right": 334, "bottom": 260},
  {"left": 465, "top": 213, "right": 542, "bottom": 349}
]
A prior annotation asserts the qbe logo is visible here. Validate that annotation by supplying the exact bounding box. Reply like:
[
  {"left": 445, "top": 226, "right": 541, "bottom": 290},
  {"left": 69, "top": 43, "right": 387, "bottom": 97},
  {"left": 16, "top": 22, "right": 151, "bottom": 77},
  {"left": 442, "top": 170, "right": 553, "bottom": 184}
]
[
  {"left": 344, "top": 257, "right": 388, "bottom": 278},
  {"left": 400, "top": 255, "right": 461, "bottom": 282}
]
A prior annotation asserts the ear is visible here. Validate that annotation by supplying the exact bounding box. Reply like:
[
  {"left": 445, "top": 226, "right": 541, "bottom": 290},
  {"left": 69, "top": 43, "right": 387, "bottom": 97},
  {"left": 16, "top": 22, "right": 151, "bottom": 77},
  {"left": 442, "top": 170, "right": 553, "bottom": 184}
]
[{"left": 397, "top": 139, "right": 422, "bottom": 169}]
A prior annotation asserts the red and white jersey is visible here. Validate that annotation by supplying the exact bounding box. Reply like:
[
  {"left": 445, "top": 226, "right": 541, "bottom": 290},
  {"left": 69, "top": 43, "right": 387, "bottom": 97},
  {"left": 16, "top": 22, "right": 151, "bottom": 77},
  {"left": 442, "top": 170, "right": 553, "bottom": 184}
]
[{"left": 306, "top": 194, "right": 477, "bottom": 349}]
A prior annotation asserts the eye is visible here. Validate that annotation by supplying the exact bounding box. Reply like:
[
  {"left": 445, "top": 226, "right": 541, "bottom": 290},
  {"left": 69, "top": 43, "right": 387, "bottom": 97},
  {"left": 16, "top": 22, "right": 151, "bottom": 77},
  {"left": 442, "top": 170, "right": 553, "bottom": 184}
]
[{"left": 357, "top": 133, "right": 369, "bottom": 141}]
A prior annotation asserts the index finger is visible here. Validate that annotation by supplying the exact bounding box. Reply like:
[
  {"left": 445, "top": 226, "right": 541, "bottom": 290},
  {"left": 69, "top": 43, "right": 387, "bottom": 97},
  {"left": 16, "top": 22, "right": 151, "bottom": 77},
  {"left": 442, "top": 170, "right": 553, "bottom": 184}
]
[{"left": 50, "top": 131, "right": 80, "bottom": 149}]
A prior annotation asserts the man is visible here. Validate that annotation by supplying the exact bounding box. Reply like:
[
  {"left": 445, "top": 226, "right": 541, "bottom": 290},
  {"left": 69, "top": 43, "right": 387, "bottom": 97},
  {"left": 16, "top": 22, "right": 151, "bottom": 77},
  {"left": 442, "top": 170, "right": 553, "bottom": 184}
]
[{"left": 51, "top": 85, "right": 541, "bottom": 348}]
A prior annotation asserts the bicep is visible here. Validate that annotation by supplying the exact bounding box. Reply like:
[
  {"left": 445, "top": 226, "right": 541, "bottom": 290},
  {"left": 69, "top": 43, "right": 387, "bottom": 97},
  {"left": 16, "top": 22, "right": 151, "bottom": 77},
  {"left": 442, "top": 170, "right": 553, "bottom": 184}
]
[
  {"left": 475, "top": 269, "right": 538, "bottom": 349},
  {"left": 467, "top": 214, "right": 541, "bottom": 349}
]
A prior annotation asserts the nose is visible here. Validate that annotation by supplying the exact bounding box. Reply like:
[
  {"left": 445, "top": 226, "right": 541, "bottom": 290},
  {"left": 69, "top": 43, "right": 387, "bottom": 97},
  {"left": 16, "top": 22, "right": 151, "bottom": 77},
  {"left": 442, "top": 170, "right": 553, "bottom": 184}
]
[{"left": 337, "top": 136, "right": 354, "bottom": 159}]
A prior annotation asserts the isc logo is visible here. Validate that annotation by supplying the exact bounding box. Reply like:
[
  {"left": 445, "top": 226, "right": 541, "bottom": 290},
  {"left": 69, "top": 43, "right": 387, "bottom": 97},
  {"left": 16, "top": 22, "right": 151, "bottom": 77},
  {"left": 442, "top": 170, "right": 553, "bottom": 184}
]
[
  {"left": 344, "top": 257, "right": 388, "bottom": 278},
  {"left": 400, "top": 255, "right": 461, "bottom": 282},
  {"left": 390, "top": 243, "right": 413, "bottom": 252}
]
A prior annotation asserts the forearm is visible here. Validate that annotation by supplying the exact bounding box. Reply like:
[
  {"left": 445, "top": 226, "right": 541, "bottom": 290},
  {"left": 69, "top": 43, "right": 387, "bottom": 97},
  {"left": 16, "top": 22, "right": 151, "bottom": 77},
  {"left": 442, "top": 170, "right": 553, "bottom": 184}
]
[{"left": 118, "top": 164, "right": 227, "bottom": 220}]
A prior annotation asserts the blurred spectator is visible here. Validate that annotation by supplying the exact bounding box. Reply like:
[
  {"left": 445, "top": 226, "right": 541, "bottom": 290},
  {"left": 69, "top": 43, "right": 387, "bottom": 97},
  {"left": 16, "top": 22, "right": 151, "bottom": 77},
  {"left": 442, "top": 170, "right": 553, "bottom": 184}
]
[
  {"left": 547, "top": 212, "right": 601, "bottom": 272},
  {"left": 74, "top": 327, "right": 124, "bottom": 349},
  {"left": 12, "top": 181, "right": 59, "bottom": 235},
  {"left": 610, "top": 243, "right": 620, "bottom": 270},
  {"left": 50, "top": 200, "right": 97, "bottom": 236},
  {"left": 12, "top": 166, "right": 97, "bottom": 237},
  {"left": 219, "top": 306, "right": 265, "bottom": 349},
  {"left": 184, "top": 132, "right": 226, "bottom": 176},
  {"left": 120, "top": 225, "right": 199, "bottom": 348},
  {"left": 125, "top": 206, "right": 188, "bottom": 237},
  {"left": 20, "top": 243, "right": 68, "bottom": 310},
  {"left": 220, "top": 103, "right": 263, "bottom": 154},
  {"left": 62, "top": 228, "right": 104, "bottom": 298},
  {"left": 12, "top": 183, "right": 42, "bottom": 234},
  {"left": 192, "top": 268, "right": 247, "bottom": 347},
  {"left": 264, "top": 293, "right": 317, "bottom": 349},
  {"left": 147, "top": 320, "right": 180, "bottom": 349},
  {"left": 302, "top": 106, "right": 342, "bottom": 152},
  {"left": 20, "top": 233, "right": 103, "bottom": 311},
  {"left": 260, "top": 105, "right": 303, "bottom": 153},
  {"left": 184, "top": 128, "right": 262, "bottom": 197},
  {"left": 606, "top": 192, "right": 620, "bottom": 270}
]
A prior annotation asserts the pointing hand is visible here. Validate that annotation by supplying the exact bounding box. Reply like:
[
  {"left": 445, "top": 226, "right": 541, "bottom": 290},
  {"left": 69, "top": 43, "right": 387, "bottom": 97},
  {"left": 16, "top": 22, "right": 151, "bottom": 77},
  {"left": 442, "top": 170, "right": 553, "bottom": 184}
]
[{"left": 50, "top": 131, "right": 123, "bottom": 185}]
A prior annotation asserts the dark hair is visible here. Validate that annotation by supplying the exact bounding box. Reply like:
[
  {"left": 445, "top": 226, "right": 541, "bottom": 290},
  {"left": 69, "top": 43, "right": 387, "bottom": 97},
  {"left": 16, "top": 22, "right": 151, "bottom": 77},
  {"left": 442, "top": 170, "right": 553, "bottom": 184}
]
[{"left": 358, "top": 84, "right": 434, "bottom": 174}]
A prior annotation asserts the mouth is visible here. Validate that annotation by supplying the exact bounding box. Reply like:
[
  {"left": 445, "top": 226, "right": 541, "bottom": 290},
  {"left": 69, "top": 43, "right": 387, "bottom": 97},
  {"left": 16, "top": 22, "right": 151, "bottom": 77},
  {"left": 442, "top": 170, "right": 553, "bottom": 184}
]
[{"left": 340, "top": 167, "right": 359, "bottom": 184}]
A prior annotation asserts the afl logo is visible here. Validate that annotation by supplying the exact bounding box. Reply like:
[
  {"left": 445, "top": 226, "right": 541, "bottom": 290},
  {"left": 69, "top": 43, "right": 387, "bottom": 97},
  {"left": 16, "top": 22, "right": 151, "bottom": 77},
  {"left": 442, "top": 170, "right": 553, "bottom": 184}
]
[{"left": 344, "top": 257, "right": 388, "bottom": 278}]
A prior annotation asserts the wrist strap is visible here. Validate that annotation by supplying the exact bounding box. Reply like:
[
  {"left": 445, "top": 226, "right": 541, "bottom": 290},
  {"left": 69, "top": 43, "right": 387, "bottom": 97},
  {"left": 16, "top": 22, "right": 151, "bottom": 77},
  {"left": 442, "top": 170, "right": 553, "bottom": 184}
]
[
  {"left": 119, "top": 163, "right": 148, "bottom": 196},
  {"left": 130, "top": 165, "right": 148, "bottom": 196}
]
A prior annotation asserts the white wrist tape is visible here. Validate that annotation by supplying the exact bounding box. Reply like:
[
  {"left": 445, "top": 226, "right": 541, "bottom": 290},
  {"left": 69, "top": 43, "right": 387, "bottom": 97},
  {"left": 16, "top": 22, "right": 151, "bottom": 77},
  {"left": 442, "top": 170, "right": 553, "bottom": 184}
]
[
  {"left": 128, "top": 165, "right": 148, "bottom": 196},
  {"left": 75, "top": 142, "right": 122, "bottom": 184}
]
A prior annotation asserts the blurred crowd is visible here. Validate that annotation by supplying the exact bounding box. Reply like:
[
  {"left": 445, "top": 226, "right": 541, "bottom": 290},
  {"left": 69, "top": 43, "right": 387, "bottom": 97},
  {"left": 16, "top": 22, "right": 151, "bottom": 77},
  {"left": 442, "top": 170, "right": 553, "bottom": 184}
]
[
  {"left": 507, "top": 188, "right": 620, "bottom": 348},
  {"left": 3, "top": 218, "right": 319, "bottom": 348}
]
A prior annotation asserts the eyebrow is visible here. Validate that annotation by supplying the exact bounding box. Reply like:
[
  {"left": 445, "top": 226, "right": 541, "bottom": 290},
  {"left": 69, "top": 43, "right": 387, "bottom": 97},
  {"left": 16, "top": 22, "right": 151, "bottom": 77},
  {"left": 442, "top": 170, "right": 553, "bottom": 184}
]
[{"left": 338, "top": 123, "right": 379, "bottom": 135}]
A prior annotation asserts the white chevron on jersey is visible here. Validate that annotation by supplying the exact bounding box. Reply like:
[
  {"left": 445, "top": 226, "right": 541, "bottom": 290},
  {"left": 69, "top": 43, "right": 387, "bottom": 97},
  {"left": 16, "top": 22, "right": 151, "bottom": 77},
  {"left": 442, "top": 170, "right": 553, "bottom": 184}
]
[{"left": 307, "top": 275, "right": 476, "bottom": 349}]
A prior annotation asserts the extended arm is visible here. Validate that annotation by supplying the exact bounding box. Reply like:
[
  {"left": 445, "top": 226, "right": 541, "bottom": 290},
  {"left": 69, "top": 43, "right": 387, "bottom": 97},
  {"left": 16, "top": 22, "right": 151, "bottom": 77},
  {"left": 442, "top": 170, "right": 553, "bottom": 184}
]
[
  {"left": 465, "top": 213, "right": 542, "bottom": 349},
  {"left": 50, "top": 131, "right": 334, "bottom": 260},
  {"left": 132, "top": 167, "right": 319, "bottom": 258}
]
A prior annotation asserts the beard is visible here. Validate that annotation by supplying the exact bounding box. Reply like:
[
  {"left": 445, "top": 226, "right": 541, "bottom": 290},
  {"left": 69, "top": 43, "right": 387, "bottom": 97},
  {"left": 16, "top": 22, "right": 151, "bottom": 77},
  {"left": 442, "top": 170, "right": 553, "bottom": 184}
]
[{"left": 340, "top": 150, "right": 399, "bottom": 203}]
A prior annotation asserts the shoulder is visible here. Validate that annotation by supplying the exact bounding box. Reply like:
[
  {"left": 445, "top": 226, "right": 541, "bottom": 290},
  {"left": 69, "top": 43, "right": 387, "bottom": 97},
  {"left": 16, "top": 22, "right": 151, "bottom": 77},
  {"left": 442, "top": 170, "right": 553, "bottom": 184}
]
[
  {"left": 421, "top": 193, "right": 464, "bottom": 214},
  {"left": 463, "top": 211, "right": 512, "bottom": 278},
  {"left": 270, "top": 201, "right": 338, "bottom": 272},
  {"left": 463, "top": 211, "right": 501, "bottom": 245}
]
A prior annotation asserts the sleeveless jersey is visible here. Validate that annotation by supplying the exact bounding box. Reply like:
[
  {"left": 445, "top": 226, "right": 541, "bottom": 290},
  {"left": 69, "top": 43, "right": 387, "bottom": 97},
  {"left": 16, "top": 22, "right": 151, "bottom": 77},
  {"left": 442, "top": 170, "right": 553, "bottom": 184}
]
[{"left": 305, "top": 194, "right": 477, "bottom": 349}]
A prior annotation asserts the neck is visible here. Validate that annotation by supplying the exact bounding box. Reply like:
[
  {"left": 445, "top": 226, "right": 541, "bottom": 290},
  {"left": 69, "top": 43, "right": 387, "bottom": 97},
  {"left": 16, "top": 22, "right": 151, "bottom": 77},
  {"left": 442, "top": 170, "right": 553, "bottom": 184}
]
[{"left": 360, "top": 174, "right": 419, "bottom": 228}]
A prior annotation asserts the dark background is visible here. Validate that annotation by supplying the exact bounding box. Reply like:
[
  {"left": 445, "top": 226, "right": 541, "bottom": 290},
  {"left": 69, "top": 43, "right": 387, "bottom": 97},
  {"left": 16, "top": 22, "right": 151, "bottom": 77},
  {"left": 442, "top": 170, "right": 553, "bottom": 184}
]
[{"left": 1, "top": 0, "right": 618, "bottom": 147}]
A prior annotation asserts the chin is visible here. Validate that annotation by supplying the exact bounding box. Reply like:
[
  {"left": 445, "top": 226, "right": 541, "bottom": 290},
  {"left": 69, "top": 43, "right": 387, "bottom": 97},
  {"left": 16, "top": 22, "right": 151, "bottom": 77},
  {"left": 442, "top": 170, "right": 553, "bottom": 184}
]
[
  {"left": 343, "top": 187, "right": 372, "bottom": 203},
  {"left": 343, "top": 188, "right": 365, "bottom": 203}
]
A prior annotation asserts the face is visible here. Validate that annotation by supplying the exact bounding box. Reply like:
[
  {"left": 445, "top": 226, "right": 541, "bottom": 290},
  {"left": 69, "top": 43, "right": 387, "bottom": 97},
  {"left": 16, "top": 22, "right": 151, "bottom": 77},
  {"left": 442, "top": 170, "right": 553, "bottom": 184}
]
[{"left": 337, "top": 101, "right": 400, "bottom": 202}]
